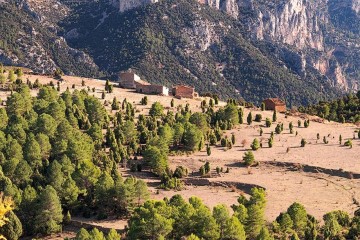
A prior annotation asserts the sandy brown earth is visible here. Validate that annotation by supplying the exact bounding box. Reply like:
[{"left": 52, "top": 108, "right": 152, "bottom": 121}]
[{"left": 2, "top": 73, "right": 360, "bottom": 233}]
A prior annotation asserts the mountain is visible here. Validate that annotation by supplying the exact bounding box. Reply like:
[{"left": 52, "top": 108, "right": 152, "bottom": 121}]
[{"left": 0, "top": 0, "right": 359, "bottom": 106}]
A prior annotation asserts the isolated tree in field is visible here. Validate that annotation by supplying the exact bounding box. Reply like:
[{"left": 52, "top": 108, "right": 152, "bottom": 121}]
[
  {"left": 260, "top": 128, "right": 263, "bottom": 136},
  {"left": 300, "top": 139, "right": 306, "bottom": 147},
  {"left": 289, "top": 122, "right": 293, "bottom": 134},
  {"left": 265, "top": 118, "right": 271, "bottom": 127},
  {"left": 251, "top": 138, "right": 260, "bottom": 151},
  {"left": 243, "top": 151, "right": 255, "bottom": 166},
  {"left": 344, "top": 139, "right": 352, "bottom": 148},
  {"left": 298, "top": 120, "right": 301, "bottom": 127},
  {"left": 149, "top": 102, "right": 164, "bottom": 117},
  {"left": 247, "top": 112, "right": 253, "bottom": 125},
  {"left": 339, "top": 135, "right": 342, "bottom": 145},
  {"left": 261, "top": 102, "right": 265, "bottom": 111},
  {"left": 275, "top": 124, "right": 281, "bottom": 134},
  {"left": 255, "top": 114, "right": 262, "bottom": 122},
  {"left": 272, "top": 110, "right": 277, "bottom": 122},
  {"left": 231, "top": 134, "right": 236, "bottom": 145},
  {"left": 268, "top": 138, "right": 273, "bottom": 148},
  {"left": 206, "top": 145, "right": 211, "bottom": 156},
  {"left": 238, "top": 108, "right": 244, "bottom": 124},
  {"left": 304, "top": 120, "right": 309, "bottom": 128}
]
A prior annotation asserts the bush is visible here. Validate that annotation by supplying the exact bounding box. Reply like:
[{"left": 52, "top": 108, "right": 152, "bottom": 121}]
[
  {"left": 173, "top": 166, "right": 188, "bottom": 178},
  {"left": 344, "top": 139, "right": 352, "bottom": 148},
  {"left": 255, "top": 114, "right": 262, "bottom": 122},
  {"left": 268, "top": 138, "right": 273, "bottom": 148},
  {"left": 243, "top": 151, "right": 255, "bottom": 166},
  {"left": 265, "top": 118, "right": 272, "bottom": 127},
  {"left": 251, "top": 138, "right": 260, "bottom": 151},
  {"left": 301, "top": 139, "right": 306, "bottom": 147}
]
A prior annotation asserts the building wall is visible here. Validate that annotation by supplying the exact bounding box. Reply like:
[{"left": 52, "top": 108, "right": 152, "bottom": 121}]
[
  {"left": 136, "top": 84, "right": 169, "bottom": 96},
  {"left": 263, "top": 99, "right": 286, "bottom": 112},
  {"left": 119, "top": 72, "right": 141, "bottom": 89},
  {"left": 173, "top": 85, "right": 195, "bottom": 99}
]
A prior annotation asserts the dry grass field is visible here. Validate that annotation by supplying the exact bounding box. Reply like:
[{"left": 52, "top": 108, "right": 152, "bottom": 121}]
[{"left": 2, "top": 73, "right": 360, "bottom": 232}]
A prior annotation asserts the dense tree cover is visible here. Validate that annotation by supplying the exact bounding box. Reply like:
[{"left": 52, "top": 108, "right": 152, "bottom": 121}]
[
  {"left": 0, "top": 84, "right": 152, "bottom": 236},
  {"left": 299, "top": 92, "right": 360, "bottom": 123}
]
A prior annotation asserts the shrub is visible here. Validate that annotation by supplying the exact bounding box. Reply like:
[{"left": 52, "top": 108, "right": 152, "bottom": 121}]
[
  {"left": 265, "top": 118, "right": 272, "bottom": 127},
  {"left": 255, "top": 114, "right": 262, "bottom": 122},
  {"left": 301, "top": 139, "right": 306, "bottom": 147},
  {"left": 243, "top": 151, "right": 255, "bottom": 166},
  {"left": 268, "top": 138, "right": 273, "bottom": 148},
  {"left": 344, "top": 139, "right": 352, "bottom": 148},
  {"left": 251, "top": 138, "right": 260, "bottom": 151}
]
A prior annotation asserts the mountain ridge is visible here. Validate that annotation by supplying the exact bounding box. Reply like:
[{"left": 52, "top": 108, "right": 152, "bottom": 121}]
[{"left": 0, "top": 0, "right": 359, "bottom": 106}]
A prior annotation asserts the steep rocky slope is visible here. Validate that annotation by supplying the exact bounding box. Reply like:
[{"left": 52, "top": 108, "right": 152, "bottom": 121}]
[
  {"left": 0, "top": 0, "right": 101, "bottom": 76},
  {"left": 0, "top": 0, "right": 358, "bottom": 105},
  {"left": 114, "top": 0, "right": 359, "bottom": 91}
]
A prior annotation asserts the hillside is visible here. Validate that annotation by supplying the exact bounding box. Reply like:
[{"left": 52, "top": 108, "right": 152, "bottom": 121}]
[
  {"left": 0, "top": 71, "right": 360, "bottom": 239},
  {"left": 2, "top": 0, "right": 358, "bottom": 106},
  {"left": 60, "top": 0, "right": 341, "bottom": 106},
  {"left": 0, "top": 1, "right": 102, "bottom": 76}
]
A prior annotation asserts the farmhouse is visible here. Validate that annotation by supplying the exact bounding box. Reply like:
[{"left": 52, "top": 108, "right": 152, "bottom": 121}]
[
  {"left": 136, "top": 82, "right": 169, "bottom": 96},
  {"left": 263, "top": 98, "right": 286, "bottom": 113},
  {"left": 118, "top": 70, "right": 169, "bottom": 96},
  {"left": 118, "top": 71, "right": 143, "bottom": 89},
  {"left": 172, "top": 85, "right": 199, "bottom": 99}
]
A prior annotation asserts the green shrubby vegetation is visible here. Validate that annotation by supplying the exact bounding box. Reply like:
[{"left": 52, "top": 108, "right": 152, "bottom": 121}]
[{"left": 299, "top": 92, "right": 360, "bottom": 123}]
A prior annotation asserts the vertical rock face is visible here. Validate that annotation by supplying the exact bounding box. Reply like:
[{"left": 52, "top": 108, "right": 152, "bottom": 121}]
[
  {"left": 237, "top": 0, "right": 325, "bottom": 51},
  {"left": 353, "top": 0, "right": 360, "bottom": 13},
  {"left": 119, "top": 0, "right": 158, "bottom": 12}
]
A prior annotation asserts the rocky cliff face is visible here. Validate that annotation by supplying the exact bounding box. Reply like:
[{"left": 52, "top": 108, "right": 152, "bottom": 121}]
[
  {"left": 0, "top": 0, "right": 101, "bottom": 75},
  {"left": 118, "top": 0, "right": 158, "bottom": 12},
  {"left": 108, "top": 0, "right": 359, "bottom": 91}
]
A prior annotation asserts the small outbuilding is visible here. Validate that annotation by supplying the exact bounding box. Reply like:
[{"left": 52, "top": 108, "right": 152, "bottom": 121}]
[
  {"left": 172, "top": 85, "right": 199, "bottom": 99},
  {"left": 262, "top": 98, "right": 286, "bottom": 113},
  {"left": 118, "top": 71, "right": 143, "bottom": 89},
  {"left": 136, "top": 82, "right": 169, "bottom": 96}
]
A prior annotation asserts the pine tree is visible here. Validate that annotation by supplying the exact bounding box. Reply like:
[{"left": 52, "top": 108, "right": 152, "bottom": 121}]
[
  {"left": 251, "top": 138, "right": 260, "bottom": 151},
  {"left": 243, "top": 151, "right": 255, "bottom": 166},
  {"left": 247, "top": 112, "right": 253, "bottom": 125},
  {"left": 272, "top": 111, "right": 277, "bottom": 122},
  {"left": 34, "top": 185, "right": 63, "bottom": 235},
  {"left": 261, "top": 102, "right": 265, "bottom": 111}
]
